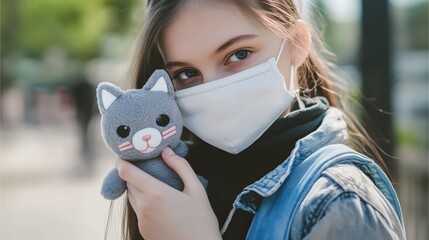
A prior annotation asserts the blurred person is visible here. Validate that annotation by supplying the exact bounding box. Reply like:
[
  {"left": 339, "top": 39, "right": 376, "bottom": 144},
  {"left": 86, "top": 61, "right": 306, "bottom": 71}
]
[
  {"left": 70, "top": 73, "right": 96, "bottom": 172},
  {"left": 109, "top": 0, "right": 407, "bottom": 239}
]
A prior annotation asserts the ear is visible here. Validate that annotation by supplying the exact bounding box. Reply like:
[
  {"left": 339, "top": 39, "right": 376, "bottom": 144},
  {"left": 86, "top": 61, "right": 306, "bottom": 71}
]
[
  {"left": 290, "top": 20, "right": 312, "bottom": 67},
  {"left": 143, "top": 69, "right": 175, "bottom": 97},
  {"left": 96, "top": 82, "right": 124, "bottom": 115}
]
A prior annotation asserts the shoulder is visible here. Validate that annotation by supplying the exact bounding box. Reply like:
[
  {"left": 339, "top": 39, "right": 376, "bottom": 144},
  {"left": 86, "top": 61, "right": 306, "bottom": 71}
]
[{"left": 291, "top": 164, "right": 405, "bottom": 240}]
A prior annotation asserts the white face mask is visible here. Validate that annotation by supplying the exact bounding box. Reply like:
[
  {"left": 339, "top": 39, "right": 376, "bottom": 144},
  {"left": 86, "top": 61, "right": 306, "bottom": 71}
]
[{"left": 175, "top": 39, "right": 297, "bottom": 154}]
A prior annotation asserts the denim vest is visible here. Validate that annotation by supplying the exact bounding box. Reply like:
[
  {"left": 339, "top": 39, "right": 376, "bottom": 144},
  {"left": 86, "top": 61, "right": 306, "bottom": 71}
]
[{"left": 220, "top": 108, "right": 405, "bottom": 239}]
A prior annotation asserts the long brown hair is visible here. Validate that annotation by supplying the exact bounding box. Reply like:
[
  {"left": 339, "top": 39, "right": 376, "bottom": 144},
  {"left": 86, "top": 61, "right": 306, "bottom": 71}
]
[{"left": 111, "top": 0, "right": 389, "bottom": 239}]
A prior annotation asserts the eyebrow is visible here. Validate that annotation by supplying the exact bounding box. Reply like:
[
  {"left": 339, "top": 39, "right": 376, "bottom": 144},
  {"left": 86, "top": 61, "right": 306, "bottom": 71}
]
[
  {"left": 164, "top": 61, "right": 189, "bottom": 69},
  {"left": 164, "top": 34, "right": 258, "bottom": 69},
  {"left": 215, "top": 34, "right": 258, "bottom": 54}
]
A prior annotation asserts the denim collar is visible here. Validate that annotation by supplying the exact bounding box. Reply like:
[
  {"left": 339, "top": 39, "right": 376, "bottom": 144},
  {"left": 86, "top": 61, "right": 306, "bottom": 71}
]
[{"left": 232, "top": 107, "right": 349, "bottom": 213}]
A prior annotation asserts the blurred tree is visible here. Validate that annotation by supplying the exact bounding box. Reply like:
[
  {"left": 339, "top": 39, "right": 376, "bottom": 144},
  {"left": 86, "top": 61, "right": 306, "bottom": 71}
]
[
  {"left": 312, "top": 0, "right": 361, "bottom": 65},
  {"left": 392, "top": 2, "right": 429, "bottom": 52},
  {"left": 312, "top": 0, "right": 335, "bottom": 50},
  {"left": 1, "top": 0, "right": 18, "bottom": 92},
  {"left": 405, "top": 2, "right": 428, "bottom": 50},
  {"left": 103, "top": 0, "right": 139, "bottom": 34},
  {"left": 1, "top": 0, "right": 138, "bottom": 61},
  {"left": 18, "top": 0, "right": 109, "bottom": 60}
]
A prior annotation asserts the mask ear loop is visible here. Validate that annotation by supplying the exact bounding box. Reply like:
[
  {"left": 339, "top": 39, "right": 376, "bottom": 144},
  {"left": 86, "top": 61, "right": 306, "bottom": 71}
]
[
  {"left": 290, "top": 65, "right": 306, "bottom": 109},
  {"left": 276, "top": 38, "right": 305, "bottom": 110},
  {"left": 275, "top": 39, "right": 286, "bottom": 64}
]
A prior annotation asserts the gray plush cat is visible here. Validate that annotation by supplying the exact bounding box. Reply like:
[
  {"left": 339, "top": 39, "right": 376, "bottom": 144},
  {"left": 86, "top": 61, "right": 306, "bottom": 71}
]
[{"left": 96, "top": 69, "right": 206, "bottom": 200}]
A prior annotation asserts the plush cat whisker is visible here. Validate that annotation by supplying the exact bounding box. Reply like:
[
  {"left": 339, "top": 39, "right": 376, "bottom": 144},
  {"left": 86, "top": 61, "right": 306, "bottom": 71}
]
[
  {"left": 162, "top": 126, "right": 177, "bottom": 139},
  {"left": 118, "top": 141, "right": 131, "bottom": 148},
  {"left": 119, "top": 144, "right": 134, "bottom": 152},
  {"left": 118, "top": 141, "right": 133, "bottom": 152}
]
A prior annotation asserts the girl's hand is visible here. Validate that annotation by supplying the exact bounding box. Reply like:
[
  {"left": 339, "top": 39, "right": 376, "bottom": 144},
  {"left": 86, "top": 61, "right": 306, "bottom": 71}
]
[{"left": 116, "top": 147, "right": 222, "bottom": 240}]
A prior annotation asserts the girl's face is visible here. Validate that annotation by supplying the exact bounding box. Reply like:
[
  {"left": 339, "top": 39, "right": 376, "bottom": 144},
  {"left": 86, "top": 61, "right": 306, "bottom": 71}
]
[{"left": 160, "top": 1, "right": 293, "bottom": 90}]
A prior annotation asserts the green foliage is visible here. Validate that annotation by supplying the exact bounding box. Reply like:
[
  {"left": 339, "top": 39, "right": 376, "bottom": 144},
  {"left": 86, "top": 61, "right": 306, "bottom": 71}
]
[
  {"left": 103, "top": 0, "right": 139, "bottom": 33},
  {"left": 312, "top": 0, "right": 360, "bottom": 64},
  {"left": 2, "top": 0, "right": 138, "bottom": 60},
  {"left": 396, "top": 127, "right": 426, "bottom": 148},
  {"left": 405, "top": 2, "right": 429, "bottom": 50},
  {"left": 17, "top": 0, "right": 109, "bottom": 59}
]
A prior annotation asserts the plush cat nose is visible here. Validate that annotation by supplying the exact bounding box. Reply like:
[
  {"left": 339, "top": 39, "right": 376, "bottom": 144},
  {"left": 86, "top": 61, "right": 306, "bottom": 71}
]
[{"left": 142, "top": 134, "right": 151, "bottom": 141}]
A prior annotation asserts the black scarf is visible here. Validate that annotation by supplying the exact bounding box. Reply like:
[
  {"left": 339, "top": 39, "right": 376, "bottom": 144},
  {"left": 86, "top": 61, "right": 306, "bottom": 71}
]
[{"left": 186, "top": 97, "right": 329, "bottom": 239}]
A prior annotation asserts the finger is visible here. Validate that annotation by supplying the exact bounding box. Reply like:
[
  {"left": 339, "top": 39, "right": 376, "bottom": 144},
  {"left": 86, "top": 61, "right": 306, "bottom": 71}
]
[
  {"left": 127, "top": 189, "right": 138, "bottom": 213},
  {"left": 127, "top": 183, "right": 151, "bottom": 218},
  {"left": 161, "top": 147, "right": 204, "bottom": 194},
  {"left": 127, "top": 182, "right": 146, "bottom": 201},
  {"left": 116, "top": 158, "right": 167, "bottom": 193}
]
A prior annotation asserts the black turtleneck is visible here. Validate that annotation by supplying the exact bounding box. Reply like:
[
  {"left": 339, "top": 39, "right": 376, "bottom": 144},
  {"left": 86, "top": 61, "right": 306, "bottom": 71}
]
[{"left": 186, "top": 97, "right": 329, "bottom": 239}]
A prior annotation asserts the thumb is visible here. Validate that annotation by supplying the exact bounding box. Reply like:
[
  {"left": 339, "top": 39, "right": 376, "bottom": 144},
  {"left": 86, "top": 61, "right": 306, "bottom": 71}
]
[{"left": 161, "top": 147, "right": 204, "bottom": 194}]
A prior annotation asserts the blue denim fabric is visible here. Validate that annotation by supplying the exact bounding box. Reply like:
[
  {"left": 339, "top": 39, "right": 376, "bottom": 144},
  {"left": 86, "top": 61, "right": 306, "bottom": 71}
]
[
  {"left": 291, "top": 164, "right": 404, "bottom": 240},
  {"left": 221, "top": 108, "right": 405, "bottom": 239}
]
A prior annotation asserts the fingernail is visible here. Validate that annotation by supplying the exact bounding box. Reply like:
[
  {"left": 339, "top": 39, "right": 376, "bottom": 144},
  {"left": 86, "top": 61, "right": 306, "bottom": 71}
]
[{"left": 163, "top": 147, "right": 174, "bottom": 156}]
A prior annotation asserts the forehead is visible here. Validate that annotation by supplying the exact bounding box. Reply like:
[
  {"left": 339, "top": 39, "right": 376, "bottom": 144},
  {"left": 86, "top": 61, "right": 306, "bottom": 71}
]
[{"left": 161, "top": 2, "right": 266, "bottom": 61}]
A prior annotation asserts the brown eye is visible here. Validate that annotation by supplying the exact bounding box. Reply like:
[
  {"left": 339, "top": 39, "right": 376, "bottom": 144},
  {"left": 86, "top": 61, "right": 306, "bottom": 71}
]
[
  {"left": 156, "top": 114, "right": 170, "bottom": 127},
  {"left": 117, "top": 125, "right": 130, "bottom": 138}
]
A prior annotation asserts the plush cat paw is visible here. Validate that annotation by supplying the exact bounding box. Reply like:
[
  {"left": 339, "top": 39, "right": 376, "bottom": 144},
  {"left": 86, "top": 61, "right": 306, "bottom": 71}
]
[{"left": 101, "top": 169, "right": 127, "bottom": 200}]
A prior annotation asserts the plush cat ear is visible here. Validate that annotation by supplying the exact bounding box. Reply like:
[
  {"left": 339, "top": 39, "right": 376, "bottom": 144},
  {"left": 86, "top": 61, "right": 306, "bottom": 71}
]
[
  {"left": 96, "top": 82, "right": 124, "bottom": 115},
  {"left": 143, "top": 69, "right": 175, "bottom": 96}
]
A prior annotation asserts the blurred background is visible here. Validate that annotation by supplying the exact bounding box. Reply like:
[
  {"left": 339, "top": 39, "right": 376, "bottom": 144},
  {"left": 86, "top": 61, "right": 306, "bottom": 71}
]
[{"left": 1, "top": 0, "right": 427, "bottom": 239}]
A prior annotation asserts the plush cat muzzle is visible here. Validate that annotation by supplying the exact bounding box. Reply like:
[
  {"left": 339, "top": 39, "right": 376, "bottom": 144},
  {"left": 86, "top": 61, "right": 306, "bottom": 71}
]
[{"left": 117, "top": 126, "right": 178, "bottom": 154}]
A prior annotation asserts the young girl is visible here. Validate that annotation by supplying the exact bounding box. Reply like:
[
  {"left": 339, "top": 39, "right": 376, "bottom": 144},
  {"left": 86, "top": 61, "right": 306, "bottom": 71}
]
[{"left": 113, "top": 0, "right": 406, "bottom": 239}]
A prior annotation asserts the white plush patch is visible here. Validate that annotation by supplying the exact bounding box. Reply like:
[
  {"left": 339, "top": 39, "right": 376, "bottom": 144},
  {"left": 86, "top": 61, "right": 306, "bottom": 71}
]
[
  {"left": 150, "top": 76, "right": 168, "bottom": 92},
  {"left": 132, "top": 128, "right": 162, "bottom": 153},
  {"left": 102, "top": 89, "right": 117, "bottom": 110}
]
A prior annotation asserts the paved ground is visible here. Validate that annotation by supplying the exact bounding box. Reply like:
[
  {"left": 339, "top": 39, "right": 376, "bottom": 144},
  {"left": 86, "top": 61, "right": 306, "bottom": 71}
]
[{"left": 1, "top": 118, "right": 125, "bottom": 240}]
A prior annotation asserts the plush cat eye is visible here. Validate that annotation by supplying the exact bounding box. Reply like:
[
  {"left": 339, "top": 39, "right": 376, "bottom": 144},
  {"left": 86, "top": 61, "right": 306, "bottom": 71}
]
[
  {"left": 117, "top": 125, "right": 131, "bottom": 138},
  {"left": 156, "top": 114, "right": 170, "bottom": 127}
]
